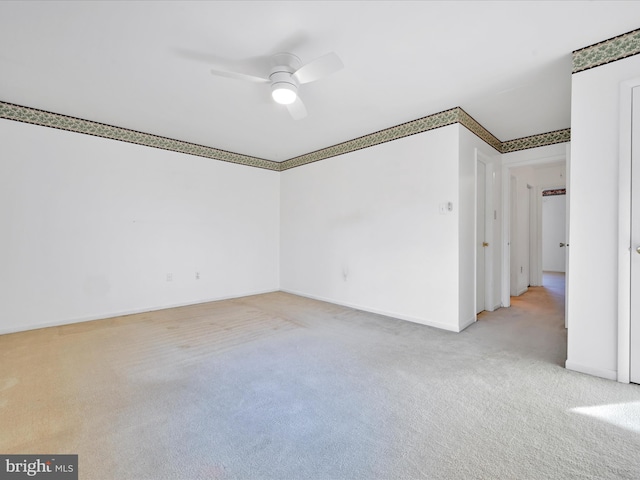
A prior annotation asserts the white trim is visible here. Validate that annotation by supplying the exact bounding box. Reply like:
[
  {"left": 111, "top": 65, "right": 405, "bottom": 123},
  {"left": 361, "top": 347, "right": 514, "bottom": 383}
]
[
  {"left": 565, "top": 143, "right": 571, "bottom": 328},
  {"left": 0, "top": 289, "right": 279, "bottom": 336},
  {"left": 506, "top": 175, "right": 517, "bottom": 301},
  {"left": 475, "top": 149, "right": 494, "bottom": 313},
  {"left": 280, "top": 288, "right": 465, "bottom": 332},
  {"left": 535, "top": 186, "right": 544, "bottom": 286},
  {"left": 459, "top": 315, "right": 477, "bottom": 332},
  {"left": 528, "top": 183, "right": 538, "bottom": 287},
  {"left": 565, "top": 360, "right": 617, "bottom": 381},
  {"left": 618, "top": 77, "right": 640, "bottom": 384}
]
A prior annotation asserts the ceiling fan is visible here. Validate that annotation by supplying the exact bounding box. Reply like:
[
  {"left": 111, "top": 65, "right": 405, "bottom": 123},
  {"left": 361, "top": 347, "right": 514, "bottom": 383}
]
[{"left": 210, "top": 52, "right": 343, "bottom": 120}]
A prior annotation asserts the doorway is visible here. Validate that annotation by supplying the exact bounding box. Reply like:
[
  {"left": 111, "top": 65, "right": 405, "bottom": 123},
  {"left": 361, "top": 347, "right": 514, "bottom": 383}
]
[
  {"left": 541, "top": 190, "right": 567, "bottom": 278},
  {"left": 502, "top": 154, "right": 568, "bottom": 309}
]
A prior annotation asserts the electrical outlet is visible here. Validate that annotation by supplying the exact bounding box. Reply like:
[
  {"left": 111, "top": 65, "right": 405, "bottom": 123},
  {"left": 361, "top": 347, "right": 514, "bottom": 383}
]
[
  {"left": 166, "top": 273, "right": 173, "bottom": 282},
  {"left": 195, "top": 272, "right": 200, "bottom": 280}
]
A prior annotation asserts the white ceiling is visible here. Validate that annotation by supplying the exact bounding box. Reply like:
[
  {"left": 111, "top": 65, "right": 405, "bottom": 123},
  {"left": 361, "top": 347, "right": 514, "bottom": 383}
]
[{"left": 1, "top": 1, "right": 639, "bottom": 162}]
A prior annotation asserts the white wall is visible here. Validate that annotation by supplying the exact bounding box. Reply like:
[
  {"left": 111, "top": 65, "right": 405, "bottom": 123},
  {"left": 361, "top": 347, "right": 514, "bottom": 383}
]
[
  {"left": 280, "top": 124, "right": 498, "bottom": 332},
  {"left": 567, "top": 53, "right": 640, "bottom": 380},
  {"left": 0, "top": 119, "right": 280, "bottom": 334},
  {"left": 542, "top": 195, "right": 566, "bottom": 272},
  {"left": 281, "top": 125, "right": 463, "bottom": 331},
  {"left": 535, "top": 164, "right": 566, "bottom": 189}
]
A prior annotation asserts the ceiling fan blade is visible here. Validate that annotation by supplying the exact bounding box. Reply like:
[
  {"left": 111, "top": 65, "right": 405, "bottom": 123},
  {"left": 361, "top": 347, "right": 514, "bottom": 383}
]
[
  {"left": 293, "top": 52, "right": 343, "bottom": 84},
  {"left": 286, "top": 97, "right": 308, "bottom": 120},
  {"left": 210, "top": 68, "right": 269, "bottom": 83}
]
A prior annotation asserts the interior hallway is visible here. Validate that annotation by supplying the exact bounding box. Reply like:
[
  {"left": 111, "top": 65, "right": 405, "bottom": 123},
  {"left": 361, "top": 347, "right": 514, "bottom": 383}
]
[
  {"left": 477, "top": 271, "right": 567, "bottom": 366},
  {"left": 2, "top": 275, "right": 640, "bottom": 479}
]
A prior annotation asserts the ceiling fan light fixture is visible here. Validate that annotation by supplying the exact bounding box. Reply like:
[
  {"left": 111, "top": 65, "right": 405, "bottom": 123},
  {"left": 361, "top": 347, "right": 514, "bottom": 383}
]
[
  {"left": 271, "top": 82, "right": 297, "bottom": 105},
  {"left": 209, "top": 51, "right": 342, "bottom": 119}
]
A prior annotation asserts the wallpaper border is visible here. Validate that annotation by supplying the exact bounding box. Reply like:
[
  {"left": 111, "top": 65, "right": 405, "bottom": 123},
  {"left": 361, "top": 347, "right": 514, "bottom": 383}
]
[
  {"left": 501, "top": 129, "right": 571, "bottom": 154},
  {"left": 457, "top": 108, "right": 503, "bottom": 152},
  {"left": 279, "top": 107, "right": 503, "bottom": 171},
  {"left": 280, "top": 108, "right": 460, "bottom": 170},
  {"left": 573, "top": 27, "right": 640, "bottom": 74},
  {"left": 0, "top": 100, "right": 569, "bottom": 172},
  {"left": 542, "top": 188, "right": 566, "bottom": 197},
  {"left": 0, "top": 101, "right": 280, "bottom": 171}
]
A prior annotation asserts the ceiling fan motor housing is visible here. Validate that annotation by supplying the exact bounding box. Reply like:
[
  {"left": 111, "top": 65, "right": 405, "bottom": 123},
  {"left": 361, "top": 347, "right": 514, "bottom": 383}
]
[{"left": 269, "top": 64, "right": 299, "bottom": 104}]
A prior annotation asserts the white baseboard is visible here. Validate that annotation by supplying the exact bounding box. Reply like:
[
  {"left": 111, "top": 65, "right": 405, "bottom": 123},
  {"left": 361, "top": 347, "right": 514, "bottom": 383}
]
[
  {"left": 565, "top": 360, "right": 617, "bottom": 381},
  {"left": 3, "top": 288, "right": 475, "bottom": 337},
  {"left": 0, "top": 289, "right": 279, "bottom": 336},
  {"left": 458, "top": 316, "right": 476, "bottom": 332},
  {"left": 483, "top": 303, "right": 502, "bottom": 313},
  {"left": 280, "top": 288, "right": 461, "bottom": 332}
]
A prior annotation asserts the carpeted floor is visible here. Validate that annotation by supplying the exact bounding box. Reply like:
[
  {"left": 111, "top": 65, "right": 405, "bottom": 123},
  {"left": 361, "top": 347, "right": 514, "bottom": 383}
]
[{"left": 2, "top": 273, "right": 640, "bottom": 479}]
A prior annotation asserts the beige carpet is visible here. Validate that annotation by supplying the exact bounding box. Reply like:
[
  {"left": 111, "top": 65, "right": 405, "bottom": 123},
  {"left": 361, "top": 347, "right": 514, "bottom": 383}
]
[{"left": 2, "top": 273, "right": 640, "bottom": 479}]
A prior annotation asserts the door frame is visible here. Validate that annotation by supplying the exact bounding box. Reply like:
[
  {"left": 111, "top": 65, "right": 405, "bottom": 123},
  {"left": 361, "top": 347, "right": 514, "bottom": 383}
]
[
  {"left": 535, "top": 183, "right": 568, "bottom": 286},
  {"left": 475, "top": 149, "right": 494, "bottom": 313},
  {"left": 525, "top": 182, "right": 533, "bottom": 291},
  {"left": 509, "top": 175, "right": 518, "bottom": 298},
  {"left": 616, "top": 77, "right": 640, "bottom": 383},
  {"left": 501, "top": 153, "right": 567, "bottom": 307}
]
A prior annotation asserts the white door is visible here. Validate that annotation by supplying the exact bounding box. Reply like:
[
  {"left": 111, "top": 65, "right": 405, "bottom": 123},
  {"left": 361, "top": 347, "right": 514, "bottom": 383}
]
[
  {"left": 510, "top": 176, "right": 518, "bottom": 296},
  {"left": 477, "top": 160, "right": 486, "bottom": 314},
  {"left": 565, "top": 145, "right": 571, "bottom": 328},
  {"left": 542, "top": 194, "right": 567, "bottom": 272},
  {"left": 630, "top": 86, "right": 640, "bottom": 383}
]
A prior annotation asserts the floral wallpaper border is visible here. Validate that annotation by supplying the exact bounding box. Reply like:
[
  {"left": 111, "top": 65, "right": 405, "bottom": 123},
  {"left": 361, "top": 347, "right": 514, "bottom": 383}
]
[
  {"left": 0, "top": 101, "right": 281, "bottom": 171},
  {"left": 501, "top": 129, "right": 571, "bottom": 154},
  {"left": 279, "top": 107, "right": 503, "bottom": 170},
  {"left": 573, "top": 27, "right": 640, "bottom": 74},
  {"left": 1, "top": 100, "right": 569, "bottom": 172}
]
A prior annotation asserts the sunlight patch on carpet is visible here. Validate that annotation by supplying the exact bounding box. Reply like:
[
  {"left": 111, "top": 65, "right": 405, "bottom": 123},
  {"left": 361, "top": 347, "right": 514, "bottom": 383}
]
[{"left": 571, "top": 401, "right": 640, "bottom": 434}]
